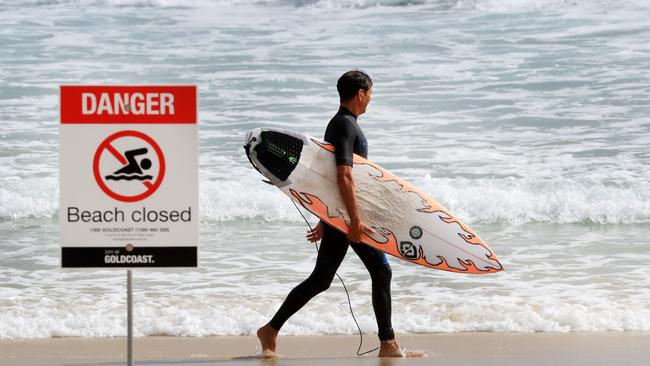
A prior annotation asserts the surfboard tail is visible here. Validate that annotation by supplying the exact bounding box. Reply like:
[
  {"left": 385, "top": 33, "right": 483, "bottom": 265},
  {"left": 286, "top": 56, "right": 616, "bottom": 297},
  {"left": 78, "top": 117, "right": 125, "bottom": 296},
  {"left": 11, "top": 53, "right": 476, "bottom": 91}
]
[{"left": 244, "top": 128, "right": 306, "bottom": 186}]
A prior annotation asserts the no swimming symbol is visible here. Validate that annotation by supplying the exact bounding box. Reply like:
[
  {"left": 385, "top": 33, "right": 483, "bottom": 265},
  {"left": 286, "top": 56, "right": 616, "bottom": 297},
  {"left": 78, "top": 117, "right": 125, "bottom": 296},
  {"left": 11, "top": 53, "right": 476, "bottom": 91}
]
[{"left": 93, "top": 130, "right": 166, "bottom": 202}]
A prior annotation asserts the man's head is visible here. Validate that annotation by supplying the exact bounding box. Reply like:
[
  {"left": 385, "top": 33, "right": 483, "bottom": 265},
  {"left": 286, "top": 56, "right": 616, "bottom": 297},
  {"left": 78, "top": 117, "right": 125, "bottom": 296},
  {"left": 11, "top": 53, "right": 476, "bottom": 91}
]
[{"left": 337, "top": 69, "right": 373, "bottom": 116}]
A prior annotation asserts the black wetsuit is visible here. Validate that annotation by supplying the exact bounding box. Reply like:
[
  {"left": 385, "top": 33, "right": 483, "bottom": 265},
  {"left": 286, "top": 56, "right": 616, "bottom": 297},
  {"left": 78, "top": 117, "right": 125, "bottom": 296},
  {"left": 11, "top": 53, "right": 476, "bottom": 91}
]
[{"left": 268, "top": 106, "right": 395, "bottom": 341}]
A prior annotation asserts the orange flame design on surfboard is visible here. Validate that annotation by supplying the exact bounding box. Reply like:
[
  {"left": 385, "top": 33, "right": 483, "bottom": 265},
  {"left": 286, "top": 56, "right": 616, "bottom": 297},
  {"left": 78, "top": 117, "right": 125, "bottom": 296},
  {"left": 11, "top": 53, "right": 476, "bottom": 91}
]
[
  {"left": 290, "top": 189, "right": 399, "bottom": 250},
  {"left": 306, "top": 139, "right": 503, "bottom": 274}
]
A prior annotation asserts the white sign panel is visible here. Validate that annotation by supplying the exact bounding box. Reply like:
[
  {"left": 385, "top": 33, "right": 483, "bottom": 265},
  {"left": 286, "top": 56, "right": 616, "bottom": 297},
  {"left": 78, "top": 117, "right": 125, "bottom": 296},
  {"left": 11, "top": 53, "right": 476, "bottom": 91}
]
[{"left": 59, "top": 85, "right": 198, "bottom": 267}]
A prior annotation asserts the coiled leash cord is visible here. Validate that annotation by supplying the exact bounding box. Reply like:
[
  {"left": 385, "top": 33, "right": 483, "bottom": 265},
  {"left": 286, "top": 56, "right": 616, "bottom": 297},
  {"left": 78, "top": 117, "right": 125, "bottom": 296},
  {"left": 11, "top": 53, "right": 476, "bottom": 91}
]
[{"left": 291, "top": 199, "right": 379, "bottom": 356}]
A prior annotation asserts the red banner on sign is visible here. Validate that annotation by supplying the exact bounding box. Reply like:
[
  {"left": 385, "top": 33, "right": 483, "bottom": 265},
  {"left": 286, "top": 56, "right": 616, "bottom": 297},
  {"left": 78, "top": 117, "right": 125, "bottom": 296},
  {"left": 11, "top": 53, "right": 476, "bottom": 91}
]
[{"left": 60, "top": 85, "right": 197, "bottom": 124}]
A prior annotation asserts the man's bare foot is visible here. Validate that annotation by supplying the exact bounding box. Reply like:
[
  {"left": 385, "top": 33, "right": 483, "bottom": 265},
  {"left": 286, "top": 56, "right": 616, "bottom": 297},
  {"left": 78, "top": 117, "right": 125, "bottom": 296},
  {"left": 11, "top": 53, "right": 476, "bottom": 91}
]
[
  {"left": 256, "top": 324, "right": 279, "bottom": 355},
  {"left": 379, "top": 339, "right": 426, "bottom": 358},
  {"left": 379, "top": 340, "right": 402, "bottom": 357}
]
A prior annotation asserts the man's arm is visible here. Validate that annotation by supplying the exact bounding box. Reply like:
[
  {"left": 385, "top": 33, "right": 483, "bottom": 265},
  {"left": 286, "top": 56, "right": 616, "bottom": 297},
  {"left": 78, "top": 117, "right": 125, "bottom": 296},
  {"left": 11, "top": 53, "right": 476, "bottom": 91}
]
[
  {"left": 337, "top": 165, "right": 361, "bottom": 223},
  {"left": 329, "top": 117, "right": 374, "bottom": 242},
  {"left": 337, "top": 164, "right": 373, "bottom": 243}
]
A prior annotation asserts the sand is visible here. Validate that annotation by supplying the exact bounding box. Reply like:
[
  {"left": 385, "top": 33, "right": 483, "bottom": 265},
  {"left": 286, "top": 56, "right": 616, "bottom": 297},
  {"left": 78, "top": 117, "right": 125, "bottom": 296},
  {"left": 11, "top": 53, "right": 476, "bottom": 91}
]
[{"left": 1, "top": 332, "right": 649, "bottom": 366}]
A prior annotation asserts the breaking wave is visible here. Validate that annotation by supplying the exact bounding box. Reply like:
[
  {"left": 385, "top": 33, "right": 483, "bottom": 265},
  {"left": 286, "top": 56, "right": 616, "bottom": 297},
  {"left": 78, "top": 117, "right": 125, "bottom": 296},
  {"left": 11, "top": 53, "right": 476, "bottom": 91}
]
[{"left": 2, "top": 175, "right": 649, "bottom": 225}]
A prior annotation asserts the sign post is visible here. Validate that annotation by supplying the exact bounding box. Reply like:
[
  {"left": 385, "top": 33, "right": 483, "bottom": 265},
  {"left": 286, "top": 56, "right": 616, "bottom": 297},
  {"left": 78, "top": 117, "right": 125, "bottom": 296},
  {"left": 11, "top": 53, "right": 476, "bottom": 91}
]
[
  {"left": 59, "top": 85, "right": 199, "bottom": 365},
  {"left": 128, "top": 270, "right": 133, "bottom": 366}
]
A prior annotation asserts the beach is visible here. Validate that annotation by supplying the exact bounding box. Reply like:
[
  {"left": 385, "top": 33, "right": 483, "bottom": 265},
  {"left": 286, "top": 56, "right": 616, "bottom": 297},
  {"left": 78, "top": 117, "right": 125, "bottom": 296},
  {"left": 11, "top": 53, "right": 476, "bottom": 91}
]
[
  {"left": 2, "top": 332, "right": 649, "bottom": 366},
  {"left": 2, "top": 0, "right": 650, "bottom": 365}
]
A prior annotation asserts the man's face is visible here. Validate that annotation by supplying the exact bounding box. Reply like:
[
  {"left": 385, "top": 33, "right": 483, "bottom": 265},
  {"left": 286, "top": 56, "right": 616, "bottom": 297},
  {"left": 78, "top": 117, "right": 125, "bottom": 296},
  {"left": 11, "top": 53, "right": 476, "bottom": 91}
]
[{"left": 359, "top": 86, "right": 372, "bottom": 114}]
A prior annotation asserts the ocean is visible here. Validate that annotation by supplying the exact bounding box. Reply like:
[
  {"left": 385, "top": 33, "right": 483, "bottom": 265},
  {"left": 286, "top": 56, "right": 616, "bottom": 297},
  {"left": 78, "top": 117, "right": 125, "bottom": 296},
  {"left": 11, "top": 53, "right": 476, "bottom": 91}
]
[{"left": 1, "top": 0, "right": 649, "bottom": 339}]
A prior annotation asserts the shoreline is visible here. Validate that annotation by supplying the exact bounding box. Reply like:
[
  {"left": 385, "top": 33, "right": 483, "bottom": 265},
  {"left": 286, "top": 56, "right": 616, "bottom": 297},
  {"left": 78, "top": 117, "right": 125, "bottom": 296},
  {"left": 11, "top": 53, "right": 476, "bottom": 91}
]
[{"left": 1, "top": 331, "right": 649, "bottom": 365}]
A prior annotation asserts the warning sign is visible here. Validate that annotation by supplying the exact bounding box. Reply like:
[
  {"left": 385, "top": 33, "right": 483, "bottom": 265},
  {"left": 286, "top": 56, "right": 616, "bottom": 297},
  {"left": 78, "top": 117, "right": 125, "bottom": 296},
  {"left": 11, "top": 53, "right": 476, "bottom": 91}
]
[{"left": 59, "top": 85, "right": 198, "bottom": 268}]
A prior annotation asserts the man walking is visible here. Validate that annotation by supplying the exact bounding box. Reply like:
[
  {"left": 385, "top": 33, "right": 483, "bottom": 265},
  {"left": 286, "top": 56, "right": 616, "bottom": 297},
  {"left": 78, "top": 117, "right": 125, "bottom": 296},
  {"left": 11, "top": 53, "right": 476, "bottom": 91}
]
[{"left": 257, "top": 70, "right": 420, "bottom": 358}]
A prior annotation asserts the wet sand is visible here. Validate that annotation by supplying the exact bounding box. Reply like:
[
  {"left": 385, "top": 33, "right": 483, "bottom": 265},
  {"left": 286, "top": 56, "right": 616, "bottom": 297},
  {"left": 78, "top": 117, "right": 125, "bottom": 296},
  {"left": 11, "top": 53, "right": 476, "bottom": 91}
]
[{"left": 1, "top": 332, "right": 648, "bottom": 366}]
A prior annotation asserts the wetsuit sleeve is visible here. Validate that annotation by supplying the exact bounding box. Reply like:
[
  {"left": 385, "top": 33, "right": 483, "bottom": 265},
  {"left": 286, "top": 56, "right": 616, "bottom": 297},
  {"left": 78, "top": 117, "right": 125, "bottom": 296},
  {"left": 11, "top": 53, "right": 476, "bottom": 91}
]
[{"left": 330, "top": 118, "right": 356, "bottom": 166}]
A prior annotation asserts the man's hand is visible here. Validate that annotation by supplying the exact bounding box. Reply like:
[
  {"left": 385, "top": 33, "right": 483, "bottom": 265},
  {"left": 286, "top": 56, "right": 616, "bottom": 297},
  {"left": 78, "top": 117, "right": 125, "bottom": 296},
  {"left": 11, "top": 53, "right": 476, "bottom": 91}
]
[
  {"left": 347, "top": 219, "right": 376, "bottom": 243},
  {"left": 306, "top": 221, "right": 323, "bottom": 243}
]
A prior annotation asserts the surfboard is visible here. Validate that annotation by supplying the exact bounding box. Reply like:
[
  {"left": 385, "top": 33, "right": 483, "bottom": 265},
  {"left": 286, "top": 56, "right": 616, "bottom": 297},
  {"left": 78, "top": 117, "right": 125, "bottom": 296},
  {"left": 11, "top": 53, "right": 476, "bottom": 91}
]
[{"left": 244, "top": 128, "right": 503, "bottom": 274}]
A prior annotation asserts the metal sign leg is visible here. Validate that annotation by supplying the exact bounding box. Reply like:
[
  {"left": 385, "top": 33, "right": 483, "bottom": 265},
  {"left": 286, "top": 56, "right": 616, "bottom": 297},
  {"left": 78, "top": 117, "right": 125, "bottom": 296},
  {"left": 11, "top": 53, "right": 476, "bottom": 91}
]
[{"left": 127, "top": 270, "right": 133, "bottom": 366}]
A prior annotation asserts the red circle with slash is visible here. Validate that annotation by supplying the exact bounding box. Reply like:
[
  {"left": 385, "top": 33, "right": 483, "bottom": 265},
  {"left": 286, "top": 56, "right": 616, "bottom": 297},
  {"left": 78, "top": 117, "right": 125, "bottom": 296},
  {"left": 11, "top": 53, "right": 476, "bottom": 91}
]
[{"left": 93, "top": 130, "right": 166, "bottom": 202}]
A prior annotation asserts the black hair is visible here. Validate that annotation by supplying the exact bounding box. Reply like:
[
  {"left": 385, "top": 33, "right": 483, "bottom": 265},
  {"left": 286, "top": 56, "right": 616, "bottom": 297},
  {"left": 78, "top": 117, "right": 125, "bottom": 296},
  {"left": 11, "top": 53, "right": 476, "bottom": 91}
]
[{"left": 337, "top": 69, "right": 372, "bottom": 102}]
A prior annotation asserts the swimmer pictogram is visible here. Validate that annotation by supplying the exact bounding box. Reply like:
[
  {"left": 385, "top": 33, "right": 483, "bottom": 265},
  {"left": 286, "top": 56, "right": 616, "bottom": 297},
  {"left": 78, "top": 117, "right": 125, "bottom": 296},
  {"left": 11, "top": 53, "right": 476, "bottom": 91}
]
[
  {"left": 93, "top": 130, "right": 165, "bottom": 202},
  {"left": 104, "top": 148, "right": 153, "bottom": 181}
]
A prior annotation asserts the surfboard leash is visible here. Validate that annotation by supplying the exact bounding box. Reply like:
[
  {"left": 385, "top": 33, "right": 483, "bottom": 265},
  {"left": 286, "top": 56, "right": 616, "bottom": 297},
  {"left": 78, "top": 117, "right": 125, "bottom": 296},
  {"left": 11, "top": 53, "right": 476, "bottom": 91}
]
[{"left": 290, "top": 199, "right": 380, "bottom": 356}]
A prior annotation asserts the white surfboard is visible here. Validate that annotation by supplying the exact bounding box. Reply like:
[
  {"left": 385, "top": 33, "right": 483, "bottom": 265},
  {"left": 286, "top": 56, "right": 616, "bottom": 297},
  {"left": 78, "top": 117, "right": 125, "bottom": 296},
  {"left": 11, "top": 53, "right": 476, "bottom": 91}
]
[{"left": 244, "top": 128, "right": 503, "bottom": 274}]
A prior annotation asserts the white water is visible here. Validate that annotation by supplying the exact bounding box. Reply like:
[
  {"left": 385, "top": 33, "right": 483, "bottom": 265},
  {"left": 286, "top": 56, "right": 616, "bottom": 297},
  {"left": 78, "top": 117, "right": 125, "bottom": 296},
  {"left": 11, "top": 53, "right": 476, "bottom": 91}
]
[{"left": 1, "top": 0, "right": 649, "bottom": 338}]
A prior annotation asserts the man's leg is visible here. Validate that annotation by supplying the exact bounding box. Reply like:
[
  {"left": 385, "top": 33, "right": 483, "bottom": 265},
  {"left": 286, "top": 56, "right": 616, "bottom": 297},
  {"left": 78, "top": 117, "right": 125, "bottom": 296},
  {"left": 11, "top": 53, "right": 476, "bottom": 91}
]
[
  {"left": 349, "top": 243, "right": 394, "bottom": 341},
  {"left": 257, "top": 224, "right": 349, "bottom": 353},
  {"left": 350, "top": 243, "right": 425, "bottom": 357}
]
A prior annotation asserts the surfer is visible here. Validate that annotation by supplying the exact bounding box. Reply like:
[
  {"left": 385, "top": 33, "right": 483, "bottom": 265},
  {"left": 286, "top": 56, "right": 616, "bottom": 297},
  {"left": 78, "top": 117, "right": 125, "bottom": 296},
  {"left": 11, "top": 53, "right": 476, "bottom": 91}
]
[{"left": 257, "top": 70, "right": 422, "bottom": 358}]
